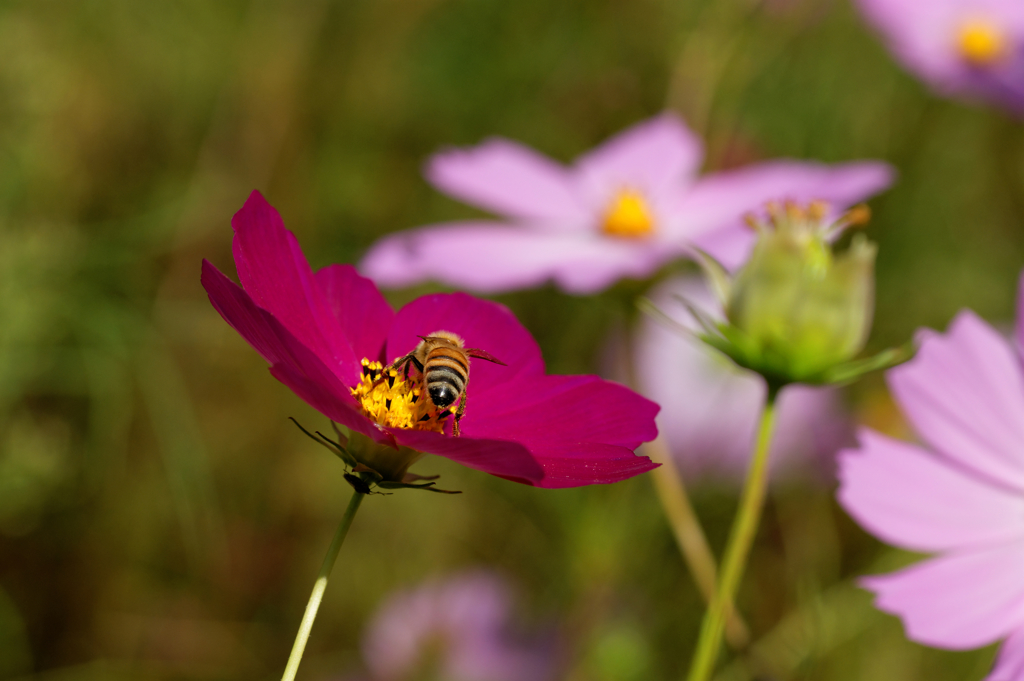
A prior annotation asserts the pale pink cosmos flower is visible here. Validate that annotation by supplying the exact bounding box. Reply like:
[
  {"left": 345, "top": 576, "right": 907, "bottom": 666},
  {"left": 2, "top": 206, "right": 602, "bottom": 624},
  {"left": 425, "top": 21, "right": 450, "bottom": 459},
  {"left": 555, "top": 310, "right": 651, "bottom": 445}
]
[
  {"left": 356, "top": 571, "right": 558, "bottom": 681},
  {"left": 634, "top": 275, "right": 851, "bottom": 483},
  {"left": 360, "top": 114, "right": 893, "bottom": 294},
  {"left": 855, "top": 0, "right": 1024, "bottom": 114},
  {"left": 837, "top": 272, "right": 1024, "bottom": 679}
]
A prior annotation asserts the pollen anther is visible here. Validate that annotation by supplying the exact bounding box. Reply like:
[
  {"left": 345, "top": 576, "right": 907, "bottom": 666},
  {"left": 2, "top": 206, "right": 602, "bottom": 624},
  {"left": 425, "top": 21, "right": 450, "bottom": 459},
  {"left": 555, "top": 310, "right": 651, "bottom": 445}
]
[
  {"left": 351, "top": 359, "right": 448, "bottom": 433},
  {"left": 958, "top": 19, "right": 1008, "bottom": 66},
  {"left": 602, "top": 189, "right": 656, "bottom": 239}
]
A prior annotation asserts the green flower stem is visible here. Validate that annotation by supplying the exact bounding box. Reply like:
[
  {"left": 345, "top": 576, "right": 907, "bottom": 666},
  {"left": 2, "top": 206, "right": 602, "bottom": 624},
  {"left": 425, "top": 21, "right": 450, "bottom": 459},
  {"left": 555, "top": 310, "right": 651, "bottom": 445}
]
[
  {"left": 281, "top": 491, "right": 365, "bottom": 681},
  {"left": 686, "top": 389, "right": 779, "bottom": 681},
  {"left": 646, "top": 436, "right": 750, "bottom": 649}
]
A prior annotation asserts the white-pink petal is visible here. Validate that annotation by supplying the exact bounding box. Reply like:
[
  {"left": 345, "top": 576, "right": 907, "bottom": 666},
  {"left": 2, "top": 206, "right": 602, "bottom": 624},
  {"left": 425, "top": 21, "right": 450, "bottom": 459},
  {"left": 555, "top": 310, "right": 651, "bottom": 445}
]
[
  {"left": 888, "top": 311, "right": 1024, "bottom": 493},
  {"left": 837, "top": 429, "right": 1024, "bottom": 553},
  {"left": 426, "top": 138, "right": 589, "bottom": 226},
  {"left": 573, "top": 113, "right": 704, "bottom": 206},
  {"left": 862, "top": 542, "right": 1024, "bottom": 649},
  {"left": 359, "top": 221, "right": 669, "bottom": 295},
  {"left": 1016, "top": 271, "right": 1024, "bottom": 357},
  {"left": 988, "top": 627, "right": 1024, "bottom": 681}
]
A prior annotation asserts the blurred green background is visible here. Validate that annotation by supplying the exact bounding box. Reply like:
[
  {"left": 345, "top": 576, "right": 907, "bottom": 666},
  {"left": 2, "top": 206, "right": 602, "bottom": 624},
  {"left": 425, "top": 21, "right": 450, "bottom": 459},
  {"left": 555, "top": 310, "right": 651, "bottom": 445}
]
[{"left": 1, "top": 0, "right": 1021, "bottom": 679}]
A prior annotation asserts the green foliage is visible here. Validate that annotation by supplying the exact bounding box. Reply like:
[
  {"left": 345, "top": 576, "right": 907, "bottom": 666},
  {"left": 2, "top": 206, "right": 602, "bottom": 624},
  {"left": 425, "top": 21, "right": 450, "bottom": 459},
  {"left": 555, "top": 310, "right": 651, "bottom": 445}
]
[{"left": 0, "top": 0, "right": 1019, "bottom": 679}]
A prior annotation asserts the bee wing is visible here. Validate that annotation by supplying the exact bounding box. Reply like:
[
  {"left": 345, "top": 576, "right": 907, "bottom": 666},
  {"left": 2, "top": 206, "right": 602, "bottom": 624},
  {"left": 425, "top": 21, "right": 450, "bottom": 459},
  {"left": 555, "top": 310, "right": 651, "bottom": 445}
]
[{"left": 466, "top": 348, "right": 506, "bottom": 365}]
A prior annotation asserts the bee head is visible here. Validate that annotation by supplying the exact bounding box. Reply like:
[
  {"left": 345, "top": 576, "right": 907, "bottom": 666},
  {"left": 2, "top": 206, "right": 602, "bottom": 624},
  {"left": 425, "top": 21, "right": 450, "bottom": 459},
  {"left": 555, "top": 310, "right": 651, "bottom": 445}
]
[{"left": 429, "top": 384, "right": 458, "bottom": 408}]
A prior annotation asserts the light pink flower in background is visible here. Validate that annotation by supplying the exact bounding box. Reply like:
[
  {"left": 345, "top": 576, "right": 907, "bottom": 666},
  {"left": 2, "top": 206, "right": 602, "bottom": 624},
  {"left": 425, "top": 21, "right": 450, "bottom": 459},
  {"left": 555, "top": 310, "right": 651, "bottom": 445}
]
[
  {"left": 837, "top": 272, "right": 1024, "bottom": 680},
  {"left": 356, "top": 571, "right": 558, "bottom": 681},
  {"left": 634, "top": 275, "right": 851, "bottom": 483},
  {"left": 855, "top": 0, "right": 1024, "bottom": 114},
  {"left": 360, "top": 114, "right": 894, "bottom": 294}
]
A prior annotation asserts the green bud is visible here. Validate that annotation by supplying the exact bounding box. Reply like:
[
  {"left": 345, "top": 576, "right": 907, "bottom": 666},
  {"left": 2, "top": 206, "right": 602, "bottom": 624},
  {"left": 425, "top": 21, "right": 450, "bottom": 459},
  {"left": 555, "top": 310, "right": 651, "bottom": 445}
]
[
  {"left": 727, "top": 201, "right": 875, "bottom": 379},
  {"left": 691, "top": 201, "right": 903, "bottom": 389}
]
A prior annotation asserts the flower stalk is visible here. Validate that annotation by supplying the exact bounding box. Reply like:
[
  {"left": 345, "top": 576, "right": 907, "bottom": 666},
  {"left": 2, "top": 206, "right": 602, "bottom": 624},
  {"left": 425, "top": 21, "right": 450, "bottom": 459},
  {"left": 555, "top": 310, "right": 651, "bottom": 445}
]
[
  {"left": 281, "top": 490, "right": 365, "bottom": 681},
  {"left": 645, "top": 436, "right": 750, "bottom": 649},
  {"left": 686, "top": 388, "right": 779, "bottom": 681}
]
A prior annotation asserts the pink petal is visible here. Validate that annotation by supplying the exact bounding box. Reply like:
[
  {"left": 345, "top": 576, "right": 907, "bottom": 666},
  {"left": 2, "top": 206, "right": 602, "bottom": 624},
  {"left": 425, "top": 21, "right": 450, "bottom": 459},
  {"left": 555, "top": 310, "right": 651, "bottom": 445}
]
[
  {"left": 888, "top": 311, "right": 1024, "bottom": 492},
  {"left": 468, "top": 375, "right": 658, "bottom": 448},
  {"left": 363, "top": 571, "right": 556, "bottom": 681},
  {"left": 573, "top": 113, "right": 703, "bottom": 206},
  {"left": 837, "top": 429, "right": 1024, "bottom": 553},
  {"left": 1017, "top": 271, "right": 1024, "bottom": 355},
  {"left": 855, "top": 0, "right": 965, "bottom": 88},
  {"left": 394, "top": 430, "right": 544, "bottom": 485},
  {"left": 359, "top": 222, "right": 669, "bottom": 295},
  {"left": 465, "top": 375, "right": 660, "bottom": 488},
  {"left": 230, "top": 191, "right": 360, "bottom": 384},
  {"left": 524, "top": 443, "right": 660, "bottom": 489},
  {"left": 683, "top": 160, "right": 895, "bottom": 269},
  {"left": 385, "top": 292, "right": 544, "bottom": 400},
  {"left": 315, "top": 264, "right": 394, "bottom": 364},
  {"left": 861, "top": 542, "right": 1024, "bottom": 649},
  {"left": 201, "top": 260, "right": 388, "bottom": 445},
  {"left": 855, "top": 0, "right": 1024, "bottom": 107},
  {"left": 426, "top": 138, "right": 588, "bottom": 226},
  {"left": 988, "top": 627, "right": 1024, "bottom": 681},
  {"left": 363, "top": 572, "right": 512, "bottom": 679}
]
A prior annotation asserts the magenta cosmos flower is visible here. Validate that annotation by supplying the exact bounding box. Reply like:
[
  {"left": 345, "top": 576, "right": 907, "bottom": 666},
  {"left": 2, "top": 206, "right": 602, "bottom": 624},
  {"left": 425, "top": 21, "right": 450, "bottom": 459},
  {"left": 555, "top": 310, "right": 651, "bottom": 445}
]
[
  {"left": 356, "top": 571, "right": 558, "bottom": 681},
  {"left": 633, "top": 275, "right": 851, "bottom": 483},
  {"left": 837, "top": 272, "right": 1024, "bottom": 679},
  {"left": 201, "top": 192, "right": 658, "bottom": 488},
  {"left": 359, "top": 113, "right": 893, "bottom": 294},
  {"left": 856, "top": 0, "right": 1024, "bottom": 114}
]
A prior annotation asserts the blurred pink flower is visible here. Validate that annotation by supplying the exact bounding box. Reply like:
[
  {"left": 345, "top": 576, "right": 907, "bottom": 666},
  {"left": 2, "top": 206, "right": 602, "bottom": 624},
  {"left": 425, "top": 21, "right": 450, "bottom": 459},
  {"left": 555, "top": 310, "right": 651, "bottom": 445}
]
[
  {"left": 202, "top": 191, "right": 658, "bottom": 488},
  {"left": 357, "top": 571, "right": 558, "bottom": 681},
  {"left": 855, "top": 0, "right": 1024, "bottom": 114},
  {"left": 634, "top": 275, "right": 851, "bottom": 483},
  {"left": 359, "top": 114, "right": 893, "bottom": 294},
  {"left": 837, "top": 272, "right": 1024, "bottom": 679}
]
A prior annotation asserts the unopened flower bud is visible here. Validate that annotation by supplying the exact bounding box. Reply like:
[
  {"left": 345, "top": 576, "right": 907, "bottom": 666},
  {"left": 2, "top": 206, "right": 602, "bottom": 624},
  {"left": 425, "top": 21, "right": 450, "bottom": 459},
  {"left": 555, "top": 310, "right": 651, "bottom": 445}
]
[
  {"left": 674, "top": 200, "right": 903, "bottom": 390},
  {"left": 725, "top": 202, "right": 876, "bottom": 381}
]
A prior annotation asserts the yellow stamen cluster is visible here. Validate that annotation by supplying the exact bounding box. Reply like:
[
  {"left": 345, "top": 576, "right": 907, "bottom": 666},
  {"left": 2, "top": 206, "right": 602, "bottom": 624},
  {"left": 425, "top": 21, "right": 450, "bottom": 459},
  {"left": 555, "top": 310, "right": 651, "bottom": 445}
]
[
  {"left": 957, "top": 19, "right": 1007, "bottom": 66},
  {"left": 601, "top": 189, "right": 656, "bottom": 239},
  {"left": 351, "top": 359, "right": 448, "bottom": 433}
]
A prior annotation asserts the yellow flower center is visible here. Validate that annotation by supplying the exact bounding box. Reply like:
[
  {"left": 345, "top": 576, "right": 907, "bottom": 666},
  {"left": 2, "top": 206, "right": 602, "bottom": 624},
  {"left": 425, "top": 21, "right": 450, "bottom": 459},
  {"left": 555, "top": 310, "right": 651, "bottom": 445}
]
[
  {"left": 351, "top": 358, "right": 448, "bottom": 433},
  {"left": 957, "top": 19, "right": 1008, "bottom": 66},
  {"left": 601, "top": 189, "right": 655, "bottom": 239}
]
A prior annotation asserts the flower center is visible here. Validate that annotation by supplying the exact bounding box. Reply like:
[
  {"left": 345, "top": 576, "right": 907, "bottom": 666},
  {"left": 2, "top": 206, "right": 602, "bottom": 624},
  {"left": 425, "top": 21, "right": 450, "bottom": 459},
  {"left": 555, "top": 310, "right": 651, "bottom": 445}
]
[
  {"left": 601, "top": 189, "right": 655, "bottom": 239},
  {"left": 351, "top": 358, "right": 449, "bottom": 433},
  {"left": 957, "top": 19, "right": 1008, "bottom": 66}
]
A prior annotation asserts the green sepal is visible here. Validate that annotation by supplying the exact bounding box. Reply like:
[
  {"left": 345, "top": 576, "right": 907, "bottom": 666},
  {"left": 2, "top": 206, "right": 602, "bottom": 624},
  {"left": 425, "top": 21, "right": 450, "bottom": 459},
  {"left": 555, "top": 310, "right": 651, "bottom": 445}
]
[
  {"left": 402, "top": 472, "right": 441, "bottom": 482},
  {"left": 352, "top": 463, "right": 384, "bottom": 482},
  {"left": 636, "top": 296, "right": 693, "bottom": 337},
  {"left": 820, "top": 342, "right": 915, "bottom": 385},
  {"left": 697, "top": 328, "right": 913, "bottom": 389},
  {"left": 290, "top": 417, "right": 358, "bottom": 468},
  {"left": 691, "top": 248, "right": 732, "bottom": 309},
  {"left": 343, "top": 473, "right": 377, "bottom": 495},
  {"left": 376, "top": 480, "right": 462, "bottom": 494}
]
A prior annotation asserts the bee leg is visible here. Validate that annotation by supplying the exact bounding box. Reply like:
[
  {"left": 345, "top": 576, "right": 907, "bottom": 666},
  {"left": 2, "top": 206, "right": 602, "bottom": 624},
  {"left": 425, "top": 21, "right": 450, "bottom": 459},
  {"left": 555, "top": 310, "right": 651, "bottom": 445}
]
[
  {"left": 371, "top": 354, "right": 413, "bottom": 389},
  {"left": 403, "top": 355, "right": 424, "bottom": 381},
  {"left": 453, "top": 392, "right": 467, "bottom": 437}
]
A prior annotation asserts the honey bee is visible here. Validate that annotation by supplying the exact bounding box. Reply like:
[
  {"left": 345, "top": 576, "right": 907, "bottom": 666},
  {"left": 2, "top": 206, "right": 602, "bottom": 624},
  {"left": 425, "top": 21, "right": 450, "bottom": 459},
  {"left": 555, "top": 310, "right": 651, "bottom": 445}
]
[{"left": 387, "top": 331, "right": 505, "bottom": 436}]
